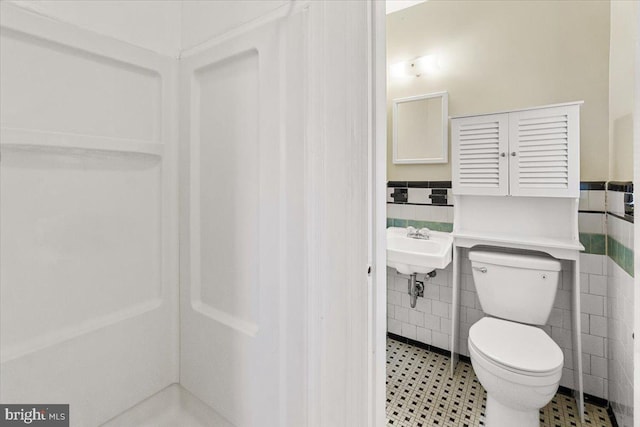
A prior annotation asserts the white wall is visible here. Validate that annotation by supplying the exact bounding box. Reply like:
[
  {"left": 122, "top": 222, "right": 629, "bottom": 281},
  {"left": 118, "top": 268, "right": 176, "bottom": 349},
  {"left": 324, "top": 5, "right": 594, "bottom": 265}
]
[
  {"left": 1, "top": 2, "right": 376, "bottom": 427},
  {"left": 178, "top": 10, "right": 304, "bottom": 425},
  {"left": 7, "top": 0, "right": 182, "bottom": 57},
  {"left": 0, "top": 3, "right": 179, "bottom": 426},
  {"left": 180, "top": 0, "right": 288, "bottom": 53},
  {"left": 609, "top": 0, "right": 637, "bottom": 181},
  {"left": 387, "top": 0, "right": 611, "bottom": 182}
]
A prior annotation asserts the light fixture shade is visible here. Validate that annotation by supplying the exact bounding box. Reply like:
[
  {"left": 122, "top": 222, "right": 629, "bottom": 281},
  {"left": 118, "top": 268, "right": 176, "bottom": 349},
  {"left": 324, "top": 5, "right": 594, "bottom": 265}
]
[
  {"left": 390, "top": 61, "right": 411, "bottom": 78},
  {"left": 414, "top": 54, "right": 438, "bottom": 75},
  {"left": 390, "top": 54, "right": 439, "bottom": 78}
]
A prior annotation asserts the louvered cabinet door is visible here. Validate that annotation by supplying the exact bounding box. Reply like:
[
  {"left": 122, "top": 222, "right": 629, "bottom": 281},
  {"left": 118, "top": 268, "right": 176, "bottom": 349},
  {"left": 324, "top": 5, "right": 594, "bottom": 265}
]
[
  {"left": 508, "top": 105, "right": 580, "bottom": 198},
  {"left": 452, "top": 113, "right": 509, "bottom": 196}
]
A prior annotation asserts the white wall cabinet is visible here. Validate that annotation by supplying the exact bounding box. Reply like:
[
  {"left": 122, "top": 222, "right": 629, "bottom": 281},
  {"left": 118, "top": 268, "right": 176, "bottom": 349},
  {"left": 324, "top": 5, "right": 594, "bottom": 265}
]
[{"left": 452, "top": 102, "right": 581, "bottom": 198}]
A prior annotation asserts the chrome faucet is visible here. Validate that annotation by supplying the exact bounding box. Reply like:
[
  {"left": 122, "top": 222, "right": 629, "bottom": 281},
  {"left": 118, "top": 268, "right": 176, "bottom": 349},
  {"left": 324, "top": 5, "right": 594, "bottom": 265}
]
[{"left": 406, "top": 226, "right": 431, "bottom": 240}]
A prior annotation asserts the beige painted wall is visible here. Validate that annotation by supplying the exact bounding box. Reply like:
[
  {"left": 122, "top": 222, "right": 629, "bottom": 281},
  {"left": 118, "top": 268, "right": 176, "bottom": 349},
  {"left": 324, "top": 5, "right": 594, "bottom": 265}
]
[
  {"left": 609, "top": 0, "right": 637, "bottom": 181},
  {"left": 387, "top": 0, "right": 610, "bottom": 181}
]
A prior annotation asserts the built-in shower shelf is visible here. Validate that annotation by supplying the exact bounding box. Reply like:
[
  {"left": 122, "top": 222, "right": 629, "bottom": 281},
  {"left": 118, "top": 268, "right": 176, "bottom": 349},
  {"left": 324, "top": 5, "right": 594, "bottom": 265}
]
[{"left": 0, "top": 127, "right": 164, "bottom": 157}]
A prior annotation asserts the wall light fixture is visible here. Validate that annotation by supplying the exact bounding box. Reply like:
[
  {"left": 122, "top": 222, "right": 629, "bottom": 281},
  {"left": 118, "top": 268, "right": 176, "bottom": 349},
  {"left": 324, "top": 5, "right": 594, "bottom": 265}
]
[{"left": 390, "top": 54, "right": 439, "bottom": 78}]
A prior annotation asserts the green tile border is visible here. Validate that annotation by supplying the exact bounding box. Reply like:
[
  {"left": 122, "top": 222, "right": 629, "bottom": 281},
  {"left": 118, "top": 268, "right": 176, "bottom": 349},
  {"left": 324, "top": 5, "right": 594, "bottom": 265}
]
[
  {"left": 581, "top": 233, "right": 634, "bottom": 277},
  {"left": 607, "top": 236, "right": 634, "bottom": 277},
  {"left": 387, "top": 222, "right": 634, "bottom": 277},
  {"left": 579, "top": 233, "right": 606, "bottom": 255},
  {"left": 387, "top": 218, "right": 453, "bottom": 233}
]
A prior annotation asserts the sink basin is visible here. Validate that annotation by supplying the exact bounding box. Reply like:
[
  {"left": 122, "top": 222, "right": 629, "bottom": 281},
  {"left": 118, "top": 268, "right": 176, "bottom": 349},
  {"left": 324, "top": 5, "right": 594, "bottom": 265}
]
[{"left": 387, "top": 227, "right": 453, "bottom": 275}]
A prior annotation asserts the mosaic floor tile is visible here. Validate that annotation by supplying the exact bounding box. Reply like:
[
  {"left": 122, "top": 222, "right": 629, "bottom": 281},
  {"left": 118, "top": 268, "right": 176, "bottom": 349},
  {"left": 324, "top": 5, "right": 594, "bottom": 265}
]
[{"left": 386, "top": 338, "right": 613, "bottom": 427}]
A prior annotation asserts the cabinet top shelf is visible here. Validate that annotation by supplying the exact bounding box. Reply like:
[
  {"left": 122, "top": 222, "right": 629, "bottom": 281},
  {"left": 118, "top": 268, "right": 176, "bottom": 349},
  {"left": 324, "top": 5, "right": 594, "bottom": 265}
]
[
  {"left": 449, "top": 100, "right": 584, "bottom": 120},
  {"left": 452, "top": 230, "right": 584, "bottom": 260}
]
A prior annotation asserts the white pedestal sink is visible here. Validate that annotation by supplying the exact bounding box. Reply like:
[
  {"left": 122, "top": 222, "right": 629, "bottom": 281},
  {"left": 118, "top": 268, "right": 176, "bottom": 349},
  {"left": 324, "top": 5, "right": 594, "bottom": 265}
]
[{"left": 386, "top": 227, "right": 453, "bottom": 275}]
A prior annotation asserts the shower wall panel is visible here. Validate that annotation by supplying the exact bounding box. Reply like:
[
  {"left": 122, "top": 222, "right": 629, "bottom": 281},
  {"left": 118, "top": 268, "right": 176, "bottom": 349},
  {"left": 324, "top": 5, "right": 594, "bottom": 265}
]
[
  {"left": 0, "top": 4, "right": 178, "bottom": 426},
  {"left": 179, "top": 6, "right": 307, "bottom": 425}
]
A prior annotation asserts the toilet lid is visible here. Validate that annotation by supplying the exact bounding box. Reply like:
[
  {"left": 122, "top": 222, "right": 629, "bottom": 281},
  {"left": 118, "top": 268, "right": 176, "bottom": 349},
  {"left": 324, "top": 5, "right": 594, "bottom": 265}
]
[{"left": 469, "top": 317, "right": 563, "bottom": 374}]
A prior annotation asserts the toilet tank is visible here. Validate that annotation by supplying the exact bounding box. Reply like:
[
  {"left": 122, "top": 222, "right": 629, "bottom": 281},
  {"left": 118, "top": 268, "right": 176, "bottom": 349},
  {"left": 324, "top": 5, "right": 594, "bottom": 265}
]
[{"left": 468, "top": 249, "right": 561, "bottom": 325}]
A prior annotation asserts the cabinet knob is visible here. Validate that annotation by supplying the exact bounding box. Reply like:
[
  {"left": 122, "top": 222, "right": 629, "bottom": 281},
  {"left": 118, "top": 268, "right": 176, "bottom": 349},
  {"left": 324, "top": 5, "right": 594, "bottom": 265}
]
[
  {"left": 511, "top": 152, "right": 517, "bottom": 157},
  {"left": 500, "top": 152, "right": 506, "bottom": 157}
]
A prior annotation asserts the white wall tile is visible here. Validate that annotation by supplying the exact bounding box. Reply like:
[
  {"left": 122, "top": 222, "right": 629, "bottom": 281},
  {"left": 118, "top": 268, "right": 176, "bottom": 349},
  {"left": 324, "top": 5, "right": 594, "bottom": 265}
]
[
  {"left": 387, "top": 304, "right": 395, "bottom": 319},
  {"left": 391, "top": 278, "right": 402, "bottom": 293},
  {"left": 547, "top": 308, "right": 563, "bottom": 328},
  {"left": 580, "top": 253, "right": 604, "bottom": 275},
  {"left": 621, "top": 218, "right": 633, "bottom": 248},
  {"left": 424, "top": 283, "right": 439, "bottom": 300},
  {"left": 409, "top": 310, "right": 424, "bottom": 327},
  {"left": 583, "top": 374, "right": 604, "bottom": 397},
  {"left": 424, "top": 314, "right": 440, "bottom": 331},
  {"left": 432, "top": 300, "right": 449, "bottom": 318},
  {"left": 466, "top": 308, "right": 484, "bottom": 325},
  {"left": 553, "top": 290, "right": 571, "bottom": 310},
  {"left": 444, "top": 206, "right": 454, "bottom": 223},
  {"left": 588, "top": 274, "right": 607, "bottom": 296},
  {"left": 581, "top": 312, "right": 589, "bottom": 333},
  {"left": 562, "top": 349, "right": 574, "bottom": 370},
  {"left": 395, "top": 306, "right": 409, "bottom": 323},
  {"left": 581, "top": 293, "right": 604, "bottom": 316},
  {"left": 387, "top": 203, "right": 414, "bottom": 220},
  {"left": 607, "top": 191, "right": 625, "bottom": 216},
  {"left": 551, "top": 327, "right": 572, "bottom": 349},
  {"left": 590, "top": 355, "right": 607, "bottom": 379},
  {"left": 417, "top": 327, "right": 431, "bottom": 344},
  {"left": 587, "top": 190, "right": 606, "bottom": 212},
  {"left": 608, "top": 214, "right": 622, "bottom": 243},
  {"left": 461, "top": 290, "right": 475, "bottom": 308},
  {"left": 606, "top": 248, "right": 634, "bottom": 421},
  {"left": 589, "top": 315, "right": 607, "bottom": 338},
  {"left": 388, "top": 290, "right": 401, "bottom": 306},
  {"left": 414, "top": 205, "right": 448, "bottom": 222},
  {"left": 402, "top": 293, "right": 413, "bottom": 308},
  {"left": 402, "top": 323, "right": 417, "bottom": 340},
  {"left": 432, "top": 331, "right": 449, "bottom": 350},
  {"left": 415, "top": 298, "right": 431, "bottom": 314},
  {"left": 581, "top": 353, "right": 589, "bottom": 374},
  {"left": 462, "top": 274, "right": 475, "bottom": 291},
  {"left": 440, "top": 317, "right": 452, "bottom": 334},
  {"left": 582, "top": 334, "right": 604, "bottom": 357},
  {"left": 561, "top": 267, "right": 573, "bottom": 291},
  {"left": 407, "top": 188, "right": 431, "bottom": 205},
  {"left": 560, "top": 368, "right": 574, "bottom": 389},
  {"left": 388, "top": 318, "right": 401, "bottom": 335},
  {"left": 579, "top": 191, "right": 589, "bottom": 210},
  {"left": 458, "top": 338, "right": 469, "bottom": 356},
  {"left": 578, "top": 212, "right": 605, "bottom": 234},
  {"left": 439, "top": 286, "right": 452, "bottom": 303}
]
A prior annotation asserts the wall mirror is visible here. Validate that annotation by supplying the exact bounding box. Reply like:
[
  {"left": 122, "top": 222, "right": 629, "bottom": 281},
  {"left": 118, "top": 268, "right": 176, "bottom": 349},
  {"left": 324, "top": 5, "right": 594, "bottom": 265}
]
[{"left": 392, "top": 91, "right": 448, "bottom": 164}]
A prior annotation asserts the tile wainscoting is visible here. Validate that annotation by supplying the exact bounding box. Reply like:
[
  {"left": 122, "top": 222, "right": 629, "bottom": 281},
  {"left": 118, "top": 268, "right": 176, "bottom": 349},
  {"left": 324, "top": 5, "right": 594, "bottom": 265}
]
[
  {"left": 606, "top": 182, "right": 634, "bottom": 427},
  {"left": 386, "top": 181, "right": 634, "bottom": 426}
]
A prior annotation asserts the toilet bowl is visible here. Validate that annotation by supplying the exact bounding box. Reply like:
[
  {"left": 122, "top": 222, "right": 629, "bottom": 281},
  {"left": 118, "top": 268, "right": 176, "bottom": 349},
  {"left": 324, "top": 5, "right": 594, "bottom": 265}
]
[
  {"left": 468, "top": 317, "right": 563, "bottom": 427},
  {"left": 468, "top": 249, "right": 564, "bottom": 427}
]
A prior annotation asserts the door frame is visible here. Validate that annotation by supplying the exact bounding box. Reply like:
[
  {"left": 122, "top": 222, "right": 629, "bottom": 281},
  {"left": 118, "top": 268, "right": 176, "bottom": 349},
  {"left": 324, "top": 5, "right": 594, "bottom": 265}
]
[{"left": 369, "top": 1, "right": 387, "bottom": 426}]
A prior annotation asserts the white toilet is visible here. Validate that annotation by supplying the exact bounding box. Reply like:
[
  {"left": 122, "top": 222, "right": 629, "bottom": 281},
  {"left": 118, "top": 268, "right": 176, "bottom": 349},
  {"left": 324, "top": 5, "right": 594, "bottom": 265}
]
[{"left": 468, "top": 249, "right": 564, "bottom": 427}]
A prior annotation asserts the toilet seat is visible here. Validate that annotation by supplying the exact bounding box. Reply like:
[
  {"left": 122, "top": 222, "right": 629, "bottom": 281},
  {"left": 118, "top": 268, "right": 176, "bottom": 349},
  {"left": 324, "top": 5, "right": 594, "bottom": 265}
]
[{"left": 469, "top": 317, "right": 563, "bottom": 376}]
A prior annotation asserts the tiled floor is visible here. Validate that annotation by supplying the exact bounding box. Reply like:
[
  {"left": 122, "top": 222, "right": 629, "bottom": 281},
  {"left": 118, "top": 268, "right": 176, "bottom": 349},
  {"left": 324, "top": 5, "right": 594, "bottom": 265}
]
[{"left": 386, "top": 338, "right": 613, "bottom": 427}]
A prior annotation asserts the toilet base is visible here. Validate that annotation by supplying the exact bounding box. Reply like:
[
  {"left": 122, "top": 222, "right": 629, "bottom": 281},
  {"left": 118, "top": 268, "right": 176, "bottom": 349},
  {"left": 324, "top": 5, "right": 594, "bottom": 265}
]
[{"left": 485, "top": 394, "right": 539, "bottom": 427}]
